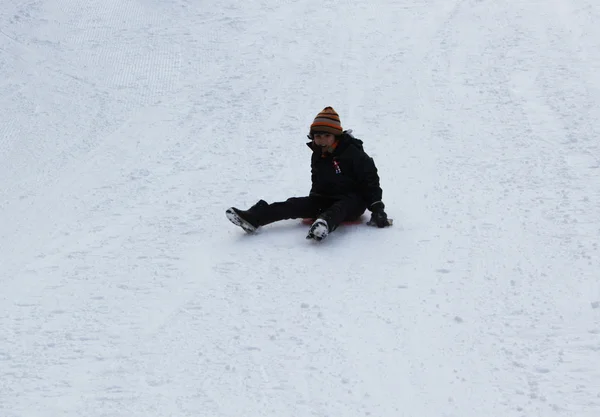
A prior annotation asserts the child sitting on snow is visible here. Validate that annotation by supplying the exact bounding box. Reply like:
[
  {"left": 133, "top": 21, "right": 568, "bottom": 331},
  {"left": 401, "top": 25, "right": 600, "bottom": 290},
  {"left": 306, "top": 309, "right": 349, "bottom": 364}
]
[{"left": 226, "top": 106, "right": 391, "bottom": 241}]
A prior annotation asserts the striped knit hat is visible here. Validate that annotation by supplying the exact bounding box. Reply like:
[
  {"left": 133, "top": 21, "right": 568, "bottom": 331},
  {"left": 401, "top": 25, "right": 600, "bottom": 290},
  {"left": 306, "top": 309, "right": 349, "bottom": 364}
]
[{"left": 310, "top": 106, "right": 343, "bottom": 136}]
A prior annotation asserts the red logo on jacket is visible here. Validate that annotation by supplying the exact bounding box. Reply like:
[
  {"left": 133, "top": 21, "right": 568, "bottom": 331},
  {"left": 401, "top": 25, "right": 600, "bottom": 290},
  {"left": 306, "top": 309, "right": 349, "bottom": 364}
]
[{"left": 332, "top": 160, "right": 341, "bottom": 174}]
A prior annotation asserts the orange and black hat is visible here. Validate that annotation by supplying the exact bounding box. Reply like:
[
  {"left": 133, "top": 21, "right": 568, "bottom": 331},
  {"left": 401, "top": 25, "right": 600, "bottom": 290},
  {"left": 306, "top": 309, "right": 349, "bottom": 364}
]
[{"left": 310, "top": 106, "right": 343, "bottom": 136}]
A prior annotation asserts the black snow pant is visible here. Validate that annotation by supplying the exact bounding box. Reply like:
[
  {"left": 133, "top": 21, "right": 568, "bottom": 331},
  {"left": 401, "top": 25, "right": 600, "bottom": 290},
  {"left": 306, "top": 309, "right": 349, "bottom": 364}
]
[{"left": 255, "top": 194, "right": 367, "bottom": 232}]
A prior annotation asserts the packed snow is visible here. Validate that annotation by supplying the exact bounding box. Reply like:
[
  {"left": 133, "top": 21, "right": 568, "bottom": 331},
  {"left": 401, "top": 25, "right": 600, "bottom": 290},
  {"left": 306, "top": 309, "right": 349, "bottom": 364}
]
[{"left": 1, "top": 0, "right": 599, "bottom": 416}]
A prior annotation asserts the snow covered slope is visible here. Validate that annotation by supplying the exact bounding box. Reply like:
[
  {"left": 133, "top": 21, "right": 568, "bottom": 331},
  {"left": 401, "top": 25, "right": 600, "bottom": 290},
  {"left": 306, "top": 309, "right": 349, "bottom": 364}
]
[{"left": 1, "top": 0, "right": 599, "bottom": 416}]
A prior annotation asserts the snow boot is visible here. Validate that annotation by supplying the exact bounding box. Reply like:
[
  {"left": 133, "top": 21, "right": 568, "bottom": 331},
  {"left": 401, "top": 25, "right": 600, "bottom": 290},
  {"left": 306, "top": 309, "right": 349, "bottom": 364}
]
[
  {"left": 306, "top": 218, "right": 329, "bottom": 241},
  {"left": 226, "top": 200, "right": 268, "bottom": 233}
]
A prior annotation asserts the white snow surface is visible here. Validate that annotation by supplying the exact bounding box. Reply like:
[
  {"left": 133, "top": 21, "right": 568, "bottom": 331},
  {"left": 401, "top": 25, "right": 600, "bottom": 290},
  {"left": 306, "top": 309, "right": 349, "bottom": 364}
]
[{"left": 1, "top": 0, "right": 600, "bottom": 416}]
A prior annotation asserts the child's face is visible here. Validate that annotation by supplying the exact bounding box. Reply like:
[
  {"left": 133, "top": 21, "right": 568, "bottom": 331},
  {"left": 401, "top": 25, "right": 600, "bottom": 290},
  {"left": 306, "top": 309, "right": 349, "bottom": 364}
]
[{"left": 313, "top": 132, "right": 336, "bottom": 148}]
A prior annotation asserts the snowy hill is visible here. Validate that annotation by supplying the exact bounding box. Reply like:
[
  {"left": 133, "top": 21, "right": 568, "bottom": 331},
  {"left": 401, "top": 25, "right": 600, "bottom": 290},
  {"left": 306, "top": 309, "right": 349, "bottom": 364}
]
[{"left": 1, "top": 0, "right": 599, "bottom": 416}]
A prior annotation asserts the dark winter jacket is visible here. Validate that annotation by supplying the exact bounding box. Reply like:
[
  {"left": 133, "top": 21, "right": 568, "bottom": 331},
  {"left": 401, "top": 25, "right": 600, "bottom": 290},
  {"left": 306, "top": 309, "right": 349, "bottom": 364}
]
[{"left": 306, "top": 131, "right": 383, "bottom": 208}]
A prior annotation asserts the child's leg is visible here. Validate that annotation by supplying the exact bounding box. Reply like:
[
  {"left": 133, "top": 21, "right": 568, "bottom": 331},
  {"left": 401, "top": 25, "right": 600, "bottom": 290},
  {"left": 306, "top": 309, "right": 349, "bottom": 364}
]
[
  {"left": 256, "top": 196, "right": 323, "bottom": 226},
  {"left": 318, "top": 195, "right": 367, "bottom": 231}
]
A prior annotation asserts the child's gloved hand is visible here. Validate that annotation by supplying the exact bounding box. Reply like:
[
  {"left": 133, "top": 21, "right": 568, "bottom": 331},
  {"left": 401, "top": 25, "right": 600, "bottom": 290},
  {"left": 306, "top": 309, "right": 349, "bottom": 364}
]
[{"left": 369, "top": 202, "right": 391, "bottom": 228}]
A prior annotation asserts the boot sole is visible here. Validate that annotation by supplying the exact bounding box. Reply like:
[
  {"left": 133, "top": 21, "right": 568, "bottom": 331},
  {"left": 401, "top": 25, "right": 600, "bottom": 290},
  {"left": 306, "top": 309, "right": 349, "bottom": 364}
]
[
  {"left": 306, "top": 222, "right": 329, "bottom": 241},
  {"left": 226, "top": 208, "right": 258, "bottom": 233},
  {"left": 306, "top": 231, "right": 327, "bottom": 241}
]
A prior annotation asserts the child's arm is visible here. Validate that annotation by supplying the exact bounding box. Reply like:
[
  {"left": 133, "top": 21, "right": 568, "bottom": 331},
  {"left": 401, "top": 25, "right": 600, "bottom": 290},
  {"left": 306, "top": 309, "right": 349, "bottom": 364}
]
[
  {"left": 358, "top": 153, "right": 391, "bottom": 228},
  {"left": 358, "top": 153, "right": 383, "bottom": 208}
]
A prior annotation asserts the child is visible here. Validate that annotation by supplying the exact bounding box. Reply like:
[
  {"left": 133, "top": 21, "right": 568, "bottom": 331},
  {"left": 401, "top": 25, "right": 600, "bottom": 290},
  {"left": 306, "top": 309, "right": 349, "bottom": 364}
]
[{"left": 226, "top": 106, "right": 391, "bottom": 241}]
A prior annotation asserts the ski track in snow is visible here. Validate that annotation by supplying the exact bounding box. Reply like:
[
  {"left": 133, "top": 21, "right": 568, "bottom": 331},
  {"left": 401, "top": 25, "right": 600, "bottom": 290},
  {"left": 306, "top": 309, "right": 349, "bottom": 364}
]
[{"left": 1, "top": 0, "right": 599, "bottom": 416}]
